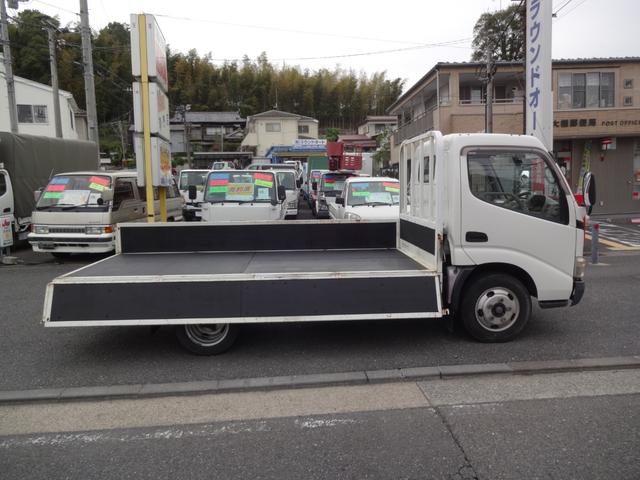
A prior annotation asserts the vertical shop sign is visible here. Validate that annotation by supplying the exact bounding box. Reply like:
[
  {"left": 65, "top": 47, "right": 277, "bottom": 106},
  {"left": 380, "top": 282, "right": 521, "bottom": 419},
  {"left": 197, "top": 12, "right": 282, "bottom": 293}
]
[{"left": 526, "top": 0, "right": 553, "bottom": 151}]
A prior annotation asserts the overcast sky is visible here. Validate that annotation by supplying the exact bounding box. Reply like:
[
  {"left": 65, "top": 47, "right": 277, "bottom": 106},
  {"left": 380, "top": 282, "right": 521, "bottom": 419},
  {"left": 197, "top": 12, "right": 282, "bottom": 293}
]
[{"left": 12, "top": 0, "right": 640, "bottom": 91}]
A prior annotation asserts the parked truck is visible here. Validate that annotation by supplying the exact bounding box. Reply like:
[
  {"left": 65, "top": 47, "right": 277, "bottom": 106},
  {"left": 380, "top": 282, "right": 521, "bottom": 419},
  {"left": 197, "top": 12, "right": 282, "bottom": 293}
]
[
  {"left": 41, "top": 132, "right": 594, "bottom": 355},
  {"left": 0, "top": 133, "right": 98, "bottom": 243}
]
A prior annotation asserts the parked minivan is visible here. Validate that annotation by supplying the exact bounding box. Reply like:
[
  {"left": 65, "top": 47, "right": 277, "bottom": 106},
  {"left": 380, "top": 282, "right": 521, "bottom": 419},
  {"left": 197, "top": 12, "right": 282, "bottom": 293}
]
[{"left": 28, "top": 171, "right": 184, "bottom": 256}]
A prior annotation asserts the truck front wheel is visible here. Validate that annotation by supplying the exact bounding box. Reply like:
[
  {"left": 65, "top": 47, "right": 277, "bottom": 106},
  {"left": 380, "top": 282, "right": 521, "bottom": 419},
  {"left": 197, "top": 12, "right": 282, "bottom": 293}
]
[
  {"left": 460, "top": 273, "right": 531, "bottom": 342},
  {"left": 176, "top": 323, "right": 239, "bottom": 355}
]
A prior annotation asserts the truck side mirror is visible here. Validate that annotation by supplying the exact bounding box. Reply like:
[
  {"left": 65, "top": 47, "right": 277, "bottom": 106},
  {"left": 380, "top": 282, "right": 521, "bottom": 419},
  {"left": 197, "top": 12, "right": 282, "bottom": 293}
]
[
  {"left": 100, "top": 188, "right": 114, "bottom": 203},
  {"left": 277, "top": 185, "right": 287, "bottom": 202},
  {"left": 582, "top": 172, "right": 596, "bottom": 215},
  {"left": 311, "top": 182, "right": 317, "bottom": 191},
  {"left": 296, "top": 179, "right": 302, "bottom": 188},
  {"left": 34, "top": 188, "right": 43, "bottom": 202},
  {"left": 336, "top": 197, "right": 345, "bottom": 206},
  {"left": 188, "top": 185, "right": 197, "bottom": 200}
]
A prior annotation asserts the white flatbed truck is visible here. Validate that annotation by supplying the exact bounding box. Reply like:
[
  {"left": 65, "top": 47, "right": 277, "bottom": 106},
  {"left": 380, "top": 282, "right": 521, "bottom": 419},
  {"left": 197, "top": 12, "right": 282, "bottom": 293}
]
[{"left": 42, "top": 132, "right": 594, "bottom": 355}]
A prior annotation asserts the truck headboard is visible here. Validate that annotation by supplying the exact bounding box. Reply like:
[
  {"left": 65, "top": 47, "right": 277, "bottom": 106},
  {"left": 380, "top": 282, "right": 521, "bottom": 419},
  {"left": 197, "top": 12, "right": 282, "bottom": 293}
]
[{"left": 117, "top": 221, "right": 397, "bottom": 254}]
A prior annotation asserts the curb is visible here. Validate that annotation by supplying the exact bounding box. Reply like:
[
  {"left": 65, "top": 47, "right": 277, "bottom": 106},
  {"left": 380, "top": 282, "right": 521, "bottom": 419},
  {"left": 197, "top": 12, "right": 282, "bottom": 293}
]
[{"left": 1, "top": 355, "right": 639, "bottom": 404}]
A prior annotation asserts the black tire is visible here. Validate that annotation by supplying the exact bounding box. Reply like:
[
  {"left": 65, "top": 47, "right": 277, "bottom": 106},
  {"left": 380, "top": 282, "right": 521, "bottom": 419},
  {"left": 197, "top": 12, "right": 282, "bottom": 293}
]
[
  {"left": 460, "top": 273, "right": 531, "bottom": 342},
  {"left": 175, "top": 323, "right": 239, "bottom": 355}
]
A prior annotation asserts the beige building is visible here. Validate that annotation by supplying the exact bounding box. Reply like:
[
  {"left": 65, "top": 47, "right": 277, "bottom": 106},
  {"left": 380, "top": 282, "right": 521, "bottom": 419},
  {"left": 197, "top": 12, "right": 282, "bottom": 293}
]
[
  {"left": 241, "top": 109, "right": 319, "bottom": 156},
  {"left": 388, "top": 58, "right": 640, "bottom": 215},
  {"left": 357, "top": 115, "right": 397, "bottom": 138}
]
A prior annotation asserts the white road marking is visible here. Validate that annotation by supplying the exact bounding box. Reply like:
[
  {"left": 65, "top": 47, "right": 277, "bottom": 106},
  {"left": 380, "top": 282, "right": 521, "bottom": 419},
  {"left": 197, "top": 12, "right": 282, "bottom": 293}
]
[{"left": 0, "top": 421, "right": 271, "bottom": 449}]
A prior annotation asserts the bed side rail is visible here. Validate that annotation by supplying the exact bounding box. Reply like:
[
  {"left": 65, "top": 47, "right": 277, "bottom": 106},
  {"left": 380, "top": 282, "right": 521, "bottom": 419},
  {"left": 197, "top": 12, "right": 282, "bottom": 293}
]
[{"left": 117, "top": 220, "right": 397, "bottom": 254}]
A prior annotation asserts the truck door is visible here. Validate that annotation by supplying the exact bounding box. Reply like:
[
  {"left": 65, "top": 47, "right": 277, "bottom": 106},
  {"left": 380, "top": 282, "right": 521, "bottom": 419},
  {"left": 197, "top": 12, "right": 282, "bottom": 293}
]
[
  {"left": 398, "top": 132, "right": 443, "bottom": 272},
  {"left": 460, "top": 147, "right": 576, "bottom": 300},
  {"left": 0, "top": 170, "right": 12, "bottom": 216}
]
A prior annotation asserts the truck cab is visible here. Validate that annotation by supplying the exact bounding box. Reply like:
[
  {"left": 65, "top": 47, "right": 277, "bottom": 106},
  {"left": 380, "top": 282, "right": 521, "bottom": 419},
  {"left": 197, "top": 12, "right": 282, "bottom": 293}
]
[
  {"left": 178, "top": 169, "right": 209, "bottom": 221},
  {"left": 330, "top": 177, "right": 400, "bottom": 221},
  {"left": 199, "top": 170, "right": 287, "bottom": 222},
  {"left": 398, "top": 131, "right": 587, "bottom": 340},
  {"left": 314, "top": 171, "right": 358, "bottom": 218},
  {"left": 29, "top": 171, "right": 184, "bottom": 256},
  {"left": 276, "top": 170, "right": 300, "bottom": 218},
  {"left": 212, "top": 161, "right": 235, "bottom": 171}
]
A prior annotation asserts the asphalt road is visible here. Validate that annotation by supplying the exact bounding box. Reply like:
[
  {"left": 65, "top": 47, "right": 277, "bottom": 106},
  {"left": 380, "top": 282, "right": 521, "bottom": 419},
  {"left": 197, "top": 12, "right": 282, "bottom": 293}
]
[
  {"left": 2, "top": 372, "right": 639, "bottom": 480},
  {"left": 1, "top": 237, "right": 639, "bottom": 391}
]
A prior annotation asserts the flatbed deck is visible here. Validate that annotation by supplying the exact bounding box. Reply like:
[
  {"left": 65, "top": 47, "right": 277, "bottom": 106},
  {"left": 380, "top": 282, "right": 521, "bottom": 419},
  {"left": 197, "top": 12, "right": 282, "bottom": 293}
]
[
  {"left": 67, "top": 249, "right": 427, "bottom": 278},
  {"left": 44, "top": 221, "right": 442, "bottom": 326}
]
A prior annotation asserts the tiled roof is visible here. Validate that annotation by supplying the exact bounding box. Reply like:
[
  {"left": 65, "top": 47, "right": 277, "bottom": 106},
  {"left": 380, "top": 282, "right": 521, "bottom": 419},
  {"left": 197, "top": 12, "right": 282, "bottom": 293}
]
[
  {"left": 170, "top": 111, "right": 245, "bottom": 124},
  {"left": 250, "top": 109, "right": 317, "bottom": 122}
]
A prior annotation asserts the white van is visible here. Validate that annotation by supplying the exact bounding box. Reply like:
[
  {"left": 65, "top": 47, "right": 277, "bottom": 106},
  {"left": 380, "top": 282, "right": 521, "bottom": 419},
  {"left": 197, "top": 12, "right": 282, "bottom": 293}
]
[
  {"left": 199, "top": 170, "right": 287, "bottom": 222},
  {"left": 329, "top": 177, "right": 400, "bottom": 221},
  {"left": 178, "top": 169, "right": 209, "bottom": 221},
  {"left": 276, "top": 170, "right": 300, "bottom": 218},
  {"left": 29, "top": 171, "right": 184, "bottom": 256}
]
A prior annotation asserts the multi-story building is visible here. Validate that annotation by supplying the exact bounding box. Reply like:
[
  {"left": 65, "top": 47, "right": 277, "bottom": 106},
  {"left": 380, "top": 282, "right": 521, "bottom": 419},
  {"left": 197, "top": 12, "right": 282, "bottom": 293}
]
[
  {"left": 388, "top": 58, "right": 640, "bottom": 215},
  {"left": 357, "top": 115, "right": 397, "bottom": 138},
  {"left": 241, "top": 109, "right": 319, "bottom": 156},
  {"left": 0, "top": 60, "right": 87, "bottom": 140},
  {"left": 169, "top": 111, "right": 246, "bottom": 154}
]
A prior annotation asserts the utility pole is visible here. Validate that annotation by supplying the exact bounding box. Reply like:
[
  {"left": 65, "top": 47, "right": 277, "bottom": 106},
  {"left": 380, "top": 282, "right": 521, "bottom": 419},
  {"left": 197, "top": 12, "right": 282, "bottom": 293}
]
[
  {"left": 0, "top": 0, "right": 18, "bottom": 133},
  {"left": 484, "top": 43, "right": 494, "bottom": 134},
  {"left": 79, "top": 0, "right": 99, "bottom": 150},
  {"left": 45, "top": 23, "right": 62, "bottom": 138}
]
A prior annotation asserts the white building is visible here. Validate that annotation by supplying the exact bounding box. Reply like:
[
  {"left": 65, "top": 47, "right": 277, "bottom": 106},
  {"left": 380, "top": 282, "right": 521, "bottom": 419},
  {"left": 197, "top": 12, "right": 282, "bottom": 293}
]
[
  {"left": 241, "top": 109, "right": 318, "bottom": 156},
  {"left": 0, "top": 58, "right": 87, "bottom": 139}
]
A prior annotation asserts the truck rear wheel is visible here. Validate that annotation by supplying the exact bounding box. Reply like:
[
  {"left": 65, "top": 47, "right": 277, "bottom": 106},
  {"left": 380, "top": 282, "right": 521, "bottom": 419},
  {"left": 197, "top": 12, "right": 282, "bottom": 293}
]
[
  {"left": 460, "top": 273, "right": 531, "bottom": 342},
  {"left": 175, "top": 323, "right": 239, "bottom": 355}
]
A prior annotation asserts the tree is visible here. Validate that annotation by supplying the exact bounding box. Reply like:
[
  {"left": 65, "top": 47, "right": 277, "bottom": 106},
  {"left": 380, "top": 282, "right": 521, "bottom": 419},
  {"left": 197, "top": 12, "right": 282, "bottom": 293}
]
[
  {"left": 373, "top": 128, "right": 391, "bottom": 169},
  {"left": 325, "top": 128, "right": 340, "bottom": 141},
  {"left": 471, "top": 4, "right": 524, "bottom": 61}
]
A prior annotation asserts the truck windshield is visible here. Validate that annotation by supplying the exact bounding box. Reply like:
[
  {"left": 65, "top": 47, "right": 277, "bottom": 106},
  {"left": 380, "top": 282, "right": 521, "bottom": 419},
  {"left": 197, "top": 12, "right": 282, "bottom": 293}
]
[
  {"left": 276, "top": 171, "right": 296, "bottom": 190},
  {"left": 348, "top": 181, "right": 400, "bottom": 206},
  {"left": 36, "top": 175, "right": 112, "bottom": 209},
  {"left": 321, "top": 173, "right": 355, "bottom": 197},
  {"left": 179, "top": 171, "right": 208, "bottom": 191},
  {"left": 204, "top": 171, "right": 276, "bottom": 203}
]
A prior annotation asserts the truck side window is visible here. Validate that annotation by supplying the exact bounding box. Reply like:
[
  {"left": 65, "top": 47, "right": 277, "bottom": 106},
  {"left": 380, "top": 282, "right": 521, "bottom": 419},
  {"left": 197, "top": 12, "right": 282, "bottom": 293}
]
[
  {"left": 0, "top": 173, "right": 6, "bottom": 196},
  {"left": 113, "top": 179, "right": 135, "bottom": 210},
  {"left": 467, "top": 151, "right": 568, "bottom": 225}
]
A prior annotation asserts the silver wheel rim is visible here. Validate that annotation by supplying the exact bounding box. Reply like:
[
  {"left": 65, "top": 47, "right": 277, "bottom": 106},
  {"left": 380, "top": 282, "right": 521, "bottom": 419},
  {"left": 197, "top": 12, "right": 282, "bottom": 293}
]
[
  {"left": 474, "top": 287, "right": 520, "bottom": 332},
  {"left": 184, "top": 324, "right": 229, "bottom": 347}
]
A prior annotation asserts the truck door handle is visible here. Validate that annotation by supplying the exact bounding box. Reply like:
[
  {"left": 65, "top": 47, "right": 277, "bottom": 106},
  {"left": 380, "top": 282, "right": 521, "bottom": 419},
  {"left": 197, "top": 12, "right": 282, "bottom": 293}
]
[{"left": 466, "top": 231, "right": 488, "bottom": 242}]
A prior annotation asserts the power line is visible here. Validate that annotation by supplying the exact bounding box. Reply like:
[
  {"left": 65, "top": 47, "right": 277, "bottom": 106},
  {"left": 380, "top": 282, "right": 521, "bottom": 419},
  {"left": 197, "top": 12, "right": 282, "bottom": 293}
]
[
  {"left": 153, "top": 13, "right": 457, "bottom": 47},
  {"left": 205, "top": 38, "right": 472, "bottom": 64},
  {"left": 553, "top": 0, "right": 574, "bottom": 16},
  {"left": 556, "top": 0, "right": 590, "bottom": 19},
  {"left": 32, "top": 0, "right": 79, "bottom": 16}
]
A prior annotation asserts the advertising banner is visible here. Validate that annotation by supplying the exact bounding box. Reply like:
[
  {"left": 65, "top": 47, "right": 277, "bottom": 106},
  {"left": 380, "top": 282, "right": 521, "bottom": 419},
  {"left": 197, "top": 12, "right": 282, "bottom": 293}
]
[
  {"left": 130, "top": 14, "right": 168, "bottom": 93},
  {"left": 526, "top": 0, "right": 553, "bottom": 151},
  {"left": 0, "top": 215, "right": 13, "bottom": 248},
  {"left": 133, "top": 82, "right": 170, "bottom": 141},
  {"left": 135, "top": 135, "right": 173, "bottom": 187}
]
